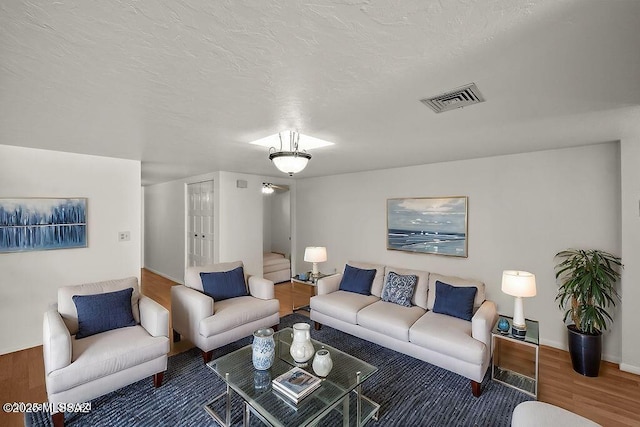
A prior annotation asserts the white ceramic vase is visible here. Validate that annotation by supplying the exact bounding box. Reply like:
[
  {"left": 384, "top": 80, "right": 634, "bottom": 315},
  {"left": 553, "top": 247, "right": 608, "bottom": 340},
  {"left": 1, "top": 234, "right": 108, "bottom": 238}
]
[
  {"left": 289, "top": 323, "right": 315, "bottom": 366},
  {"left": 312, "top": 349, "right": 333, "bottom": 377}
]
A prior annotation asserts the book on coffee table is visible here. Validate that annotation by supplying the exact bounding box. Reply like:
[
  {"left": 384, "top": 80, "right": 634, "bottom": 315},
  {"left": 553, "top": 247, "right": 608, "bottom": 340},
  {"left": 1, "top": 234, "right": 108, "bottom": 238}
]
[{"left": 272, "top": 367, "right": 321, "bottom": 403}]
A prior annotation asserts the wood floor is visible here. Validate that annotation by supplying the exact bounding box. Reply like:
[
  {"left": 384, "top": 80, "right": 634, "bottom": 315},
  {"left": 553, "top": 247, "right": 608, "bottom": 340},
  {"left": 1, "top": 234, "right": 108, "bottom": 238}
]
[{"left": 1, "top": 269, "right": 638, "bottom": 427}]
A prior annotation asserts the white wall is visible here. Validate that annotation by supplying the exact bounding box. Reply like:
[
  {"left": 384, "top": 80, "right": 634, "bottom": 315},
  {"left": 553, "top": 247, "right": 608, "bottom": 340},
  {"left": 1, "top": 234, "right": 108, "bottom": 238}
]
[
  {"left": 0, "top": 145, "right": 141, "bottom": 355},
  {"left": 144, "top": 178, "right": 191, "bottom": 283},
  {"left": 295, "top": 143, "right": 623, "bottom": 361},
  {"left": 217, "top": 172, "right": 264, "bottom": 276},
  {"left": 620, "top": 137, "right": 640, "bottom": 374},
  {"left": 263, "top": 195, "right": 273, "bottom": 253}
]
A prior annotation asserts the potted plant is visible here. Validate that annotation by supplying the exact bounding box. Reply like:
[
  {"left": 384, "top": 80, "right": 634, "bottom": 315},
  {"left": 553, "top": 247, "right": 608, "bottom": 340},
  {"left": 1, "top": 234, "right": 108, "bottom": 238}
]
[{"left": 554, "top": 249, "right": 623, "bottom": 377}]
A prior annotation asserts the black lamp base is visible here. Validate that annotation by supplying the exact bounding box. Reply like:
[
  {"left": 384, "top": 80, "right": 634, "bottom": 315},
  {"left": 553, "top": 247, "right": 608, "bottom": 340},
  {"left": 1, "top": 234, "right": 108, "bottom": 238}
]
[{"left": 511, "top": 325, "right": 527, "bottom": 339}]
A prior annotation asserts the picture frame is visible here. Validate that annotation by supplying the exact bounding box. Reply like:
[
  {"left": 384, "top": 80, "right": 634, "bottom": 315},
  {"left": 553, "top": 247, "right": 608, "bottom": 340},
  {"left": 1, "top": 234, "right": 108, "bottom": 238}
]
[
  {"left": 387, "top": 196, "right": 468, "bottom": 257},
  {"left": 0, "top": 198, "right": 88, "bottom": 253}
]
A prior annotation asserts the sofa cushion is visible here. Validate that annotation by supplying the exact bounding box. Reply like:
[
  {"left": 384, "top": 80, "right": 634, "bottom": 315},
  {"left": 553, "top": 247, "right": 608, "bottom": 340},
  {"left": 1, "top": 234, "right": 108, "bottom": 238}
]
[
  {"left": 339, "top": 264, "right": 376, "bottom": 295},
  {"left": 384, "top": 266, "right": 430, "bottom": 309},
  {"left": 381, "top": 271, "right": 418, "bottom": 307},
  {"left": 409, "top": 311, "right": 487, "bottom": 365},
  {"left": 46, "top": 325, "right": 168, "bottom": 394},
  {"left": 310, "top": 291, "right": 379, "bottom": 324},
  {"left": 347, "top": 261, "right": 386, "bottom": 297},
  {"left": 432, "top": 280, "right": 477, "bottom": 321},
  {"left": 199, "top": 296, "right": 280, "bottom": 337},
  {"left": 357, "top": 301, "right": 426, "bottom": 341},
  {"left": 200, "top": 266, "right": 248, "bottom": 301},
  {"left": 73, "top": 288, "right": 137, "bottom": 339},
  {"left": 427, "top": 273, "right": 485, "bottom": 310}
]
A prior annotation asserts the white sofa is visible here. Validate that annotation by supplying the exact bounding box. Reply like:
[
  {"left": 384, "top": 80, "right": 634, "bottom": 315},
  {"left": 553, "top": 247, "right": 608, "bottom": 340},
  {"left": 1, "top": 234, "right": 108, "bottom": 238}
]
[
  {"left": 43, "top": 277, "right": 169, "bottom": 427},
  {"left": 171, "top": 261, "right": 280, "bottom": 363},
  {"left": 310, "top": 261, "right": 497, "bottom": 396}
]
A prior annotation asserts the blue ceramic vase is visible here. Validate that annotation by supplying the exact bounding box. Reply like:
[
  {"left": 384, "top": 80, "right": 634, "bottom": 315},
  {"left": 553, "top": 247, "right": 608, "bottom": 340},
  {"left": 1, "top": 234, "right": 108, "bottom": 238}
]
[{"left": 252, "top": 328, "right": 275, "bottom": 370}]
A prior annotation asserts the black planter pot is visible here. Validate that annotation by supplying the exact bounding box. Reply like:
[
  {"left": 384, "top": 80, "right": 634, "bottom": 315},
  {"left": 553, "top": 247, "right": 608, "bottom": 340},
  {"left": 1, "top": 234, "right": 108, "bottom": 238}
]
[{"left": 567, "top": 325, "right": 602, "bottom": 377}]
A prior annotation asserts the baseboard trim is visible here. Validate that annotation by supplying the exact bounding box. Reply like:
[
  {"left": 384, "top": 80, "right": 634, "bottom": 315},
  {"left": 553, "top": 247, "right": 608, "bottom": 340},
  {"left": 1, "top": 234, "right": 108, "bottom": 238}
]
[
  {"left": 143, "top": 267, "right": 184, "bottom": 285},
  {"left": 620, "top": 363, "right": 640, "bottom": 375},
  {"left": 540, "top": 338, "right": 620, "bottom": 364}
]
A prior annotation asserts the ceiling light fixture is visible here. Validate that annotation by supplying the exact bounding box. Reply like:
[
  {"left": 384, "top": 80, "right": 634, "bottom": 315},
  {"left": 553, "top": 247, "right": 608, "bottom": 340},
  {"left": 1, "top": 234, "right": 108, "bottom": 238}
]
[
  {"left": 262, "top": 183, "right": 275, "bottom": 194},
  {"left": 268, "top": 131, "right": 311, "bottom": 176}
]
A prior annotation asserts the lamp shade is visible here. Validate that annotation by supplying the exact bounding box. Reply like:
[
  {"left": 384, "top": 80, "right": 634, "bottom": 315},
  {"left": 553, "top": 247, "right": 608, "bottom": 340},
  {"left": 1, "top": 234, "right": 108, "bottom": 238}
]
[
  {"left": 304, "top": 247, "right": 327, "bottom": 263},
  {"left": 501, "top": 270, "right": 537, "bottom": 297}
]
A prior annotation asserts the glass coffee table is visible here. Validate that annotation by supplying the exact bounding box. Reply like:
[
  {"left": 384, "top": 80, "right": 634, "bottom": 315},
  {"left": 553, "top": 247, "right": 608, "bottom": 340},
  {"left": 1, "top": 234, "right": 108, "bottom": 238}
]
[{"left": 205, "top": 327, "right": 379, "bottom": 427}]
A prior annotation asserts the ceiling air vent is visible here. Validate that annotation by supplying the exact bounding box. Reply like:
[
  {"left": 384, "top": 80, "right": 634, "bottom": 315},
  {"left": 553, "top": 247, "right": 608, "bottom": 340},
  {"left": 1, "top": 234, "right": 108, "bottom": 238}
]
[{"left": 420, "top": 83, "right": 485, "bottom": 113}]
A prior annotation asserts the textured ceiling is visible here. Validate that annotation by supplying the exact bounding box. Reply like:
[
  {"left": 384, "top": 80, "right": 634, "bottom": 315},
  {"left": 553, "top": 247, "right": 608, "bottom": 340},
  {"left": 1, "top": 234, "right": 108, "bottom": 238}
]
[{"left": 1, "top": 0, "right": 639, "bottom": 185}]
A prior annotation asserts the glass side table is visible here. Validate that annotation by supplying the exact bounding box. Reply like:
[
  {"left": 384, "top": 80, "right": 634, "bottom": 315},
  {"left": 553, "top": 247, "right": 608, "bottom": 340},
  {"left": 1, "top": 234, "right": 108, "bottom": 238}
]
[
  {"left": 291, "top": 273, "right": 335, "bottom": 312},
  {"left": 491, "top": 315, "right": 539, "bottom": 398}
]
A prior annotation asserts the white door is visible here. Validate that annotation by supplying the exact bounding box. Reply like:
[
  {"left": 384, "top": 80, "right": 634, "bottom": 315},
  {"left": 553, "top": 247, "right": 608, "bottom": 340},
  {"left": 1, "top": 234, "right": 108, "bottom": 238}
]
[{"left": 187, "top": 180, "right": 214, "bottom": 267}]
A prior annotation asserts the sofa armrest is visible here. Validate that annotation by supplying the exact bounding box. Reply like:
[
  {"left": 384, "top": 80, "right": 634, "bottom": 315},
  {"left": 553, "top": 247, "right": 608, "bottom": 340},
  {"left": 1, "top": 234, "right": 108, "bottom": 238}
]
[
  {"left": 139, "top": 296, "right": 169, "bottom": 338},
  {"left": 42, "top": 309, "right": 72, "bottom": 375},
  {"left": 170, "top": 285, "right": 214, "bottom": 339},
  {"left": 317, "top": 274, "right": 342, "bottom": 295},
  {"left": 471, "top": 300, "right": 498, "bottom": 350},
  {"left": 248, "top": 276, "right": 275, "bottom": 300}
]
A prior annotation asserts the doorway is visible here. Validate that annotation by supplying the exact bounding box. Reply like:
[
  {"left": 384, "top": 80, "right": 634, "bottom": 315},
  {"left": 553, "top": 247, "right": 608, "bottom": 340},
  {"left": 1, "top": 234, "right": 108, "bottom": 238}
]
[{"left": 262, "top": 183, "right": 291, "bottom": 283}]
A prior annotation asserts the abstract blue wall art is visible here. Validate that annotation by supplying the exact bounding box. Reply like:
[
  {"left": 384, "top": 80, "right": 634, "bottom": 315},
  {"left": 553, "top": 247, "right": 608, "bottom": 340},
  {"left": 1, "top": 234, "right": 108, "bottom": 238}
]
[
  {"left": 387, "top": 196, "right": 468, "bottom": 257},
  {"left": 0, "top": 198, "right": 87, "bottom": 253}
]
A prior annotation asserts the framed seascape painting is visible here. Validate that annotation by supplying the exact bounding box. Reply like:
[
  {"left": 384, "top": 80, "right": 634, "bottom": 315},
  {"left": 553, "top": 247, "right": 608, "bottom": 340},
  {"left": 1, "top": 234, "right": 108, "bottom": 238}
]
[
  {"left": 0, "top": 198, "right": 87, "bottom": 253},
  {"left": 387, "top": 196, "right": 468, "bottom": 257}
]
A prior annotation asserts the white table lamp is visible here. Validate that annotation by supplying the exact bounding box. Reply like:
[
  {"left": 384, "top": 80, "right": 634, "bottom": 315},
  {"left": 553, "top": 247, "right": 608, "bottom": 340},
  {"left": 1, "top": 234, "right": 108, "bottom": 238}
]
[
  {"left": 304, "top": 247, "right": 327, "bottom": 278},
  {"left": 501, "top": 270, "right": 536, "bottom": 338}
]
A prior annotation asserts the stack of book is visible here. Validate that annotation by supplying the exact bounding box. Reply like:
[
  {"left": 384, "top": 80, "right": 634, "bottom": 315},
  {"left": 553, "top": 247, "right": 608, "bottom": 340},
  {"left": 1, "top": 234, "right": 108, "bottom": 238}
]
[{"left": 272, "top": 367, "right": 322, "bottom": 403}]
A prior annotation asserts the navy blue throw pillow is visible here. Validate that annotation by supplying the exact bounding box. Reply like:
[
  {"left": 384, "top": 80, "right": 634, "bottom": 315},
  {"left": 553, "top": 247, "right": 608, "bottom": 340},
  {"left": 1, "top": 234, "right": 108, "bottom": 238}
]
[
  {"left": 200, "top": 266, "right": 248, "bottom": 301},
  {"left": 338, "top": 264, "right": 376, "bottom": 295},
  {"left": 432, "top": 280, "right": 477, "bottom": 321},
  {"left": 73, "top": 288, "right": 137, "bottom": 339}
]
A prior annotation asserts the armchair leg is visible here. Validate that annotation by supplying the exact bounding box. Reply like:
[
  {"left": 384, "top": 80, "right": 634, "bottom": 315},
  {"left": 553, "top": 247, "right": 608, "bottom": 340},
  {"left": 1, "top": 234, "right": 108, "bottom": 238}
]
[
  {"left": 52, "top": 412, "right": 64, "bottom": 427},
  {"left": 172, "top": 329, "right": 181, "bottom": 343},
  {"left": 471, "top": 380, "right": 482, "bottom": 397},
  {"left": 201, "top": 350, "right": 213, "bottom": 364},
  {"left": 314, "top": 322, "right": 322, "bottom": 331},
  {"left": 153, "top": 372, "right": 164, "bottom": 388}
]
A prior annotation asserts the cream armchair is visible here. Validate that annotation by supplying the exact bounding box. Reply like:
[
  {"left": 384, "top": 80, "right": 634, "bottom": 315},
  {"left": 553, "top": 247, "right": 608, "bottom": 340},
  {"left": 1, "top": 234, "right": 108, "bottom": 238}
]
[
  {"left": 43, "top": 277, "right": 169, "bottom": 427},
  {"left": 171, "top": 261, "right": 280, "bottom": 363}
]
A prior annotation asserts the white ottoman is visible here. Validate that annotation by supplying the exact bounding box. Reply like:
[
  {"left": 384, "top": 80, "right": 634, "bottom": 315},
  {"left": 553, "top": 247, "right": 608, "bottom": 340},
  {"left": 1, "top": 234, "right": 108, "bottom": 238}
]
[{"left": 512, "top": 401, "right": 601, "bottom": 427}]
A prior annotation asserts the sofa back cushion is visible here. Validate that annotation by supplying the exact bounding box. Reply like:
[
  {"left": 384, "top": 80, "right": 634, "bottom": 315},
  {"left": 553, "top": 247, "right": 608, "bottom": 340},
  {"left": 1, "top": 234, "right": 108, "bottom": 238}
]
[
  {"left": 58, "top": 277, "right": 140, "bottom": 336},
  {"left": 384, "top": 266, "right": 430, "bottom": 309},
  {"left": 339, "top": 264, "right": 377, "bottom": 295},
  {"left": 427, "top": 273, "right": 485, "bottom": 310},
  {"left": 347, "top": 261, "right": 386, "bottom": 297},
  {"left": 185, "top": 261, "right": 244, "bottom": 292},
  {"left": 200, "top": 266, "right": 248, "bottom": 301}
]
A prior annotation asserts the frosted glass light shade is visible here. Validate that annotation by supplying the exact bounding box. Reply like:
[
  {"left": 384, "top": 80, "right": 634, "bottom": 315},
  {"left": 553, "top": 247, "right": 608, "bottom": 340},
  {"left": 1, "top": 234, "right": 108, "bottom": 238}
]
[{"left": 269, "top": 151, "right": 311, "bottom": 175}]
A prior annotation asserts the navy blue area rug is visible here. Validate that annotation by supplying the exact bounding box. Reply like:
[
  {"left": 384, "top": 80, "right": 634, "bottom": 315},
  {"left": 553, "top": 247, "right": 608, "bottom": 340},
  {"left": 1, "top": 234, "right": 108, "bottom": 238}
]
[{"left": 27, "top": 314, "right": 531, "bottom": 426}]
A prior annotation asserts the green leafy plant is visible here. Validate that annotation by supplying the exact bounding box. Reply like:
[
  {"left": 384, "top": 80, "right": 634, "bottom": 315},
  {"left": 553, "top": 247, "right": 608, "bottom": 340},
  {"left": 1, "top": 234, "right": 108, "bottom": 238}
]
[{"left": 554, "top": 249, "right": 623, "bottom": 335}]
